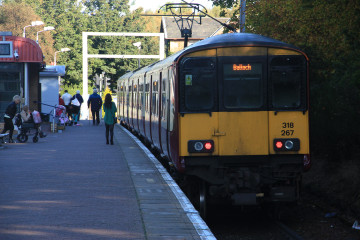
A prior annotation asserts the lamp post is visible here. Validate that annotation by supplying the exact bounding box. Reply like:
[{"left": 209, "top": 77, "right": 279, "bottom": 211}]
[
  {"left": 36, "top": 26, "right": 55, "bottom": 44},
  {"left": 133, "top": 42, "right": 141, "bottom": 68},
  {"left": 23, "top": 21, "right": 44, "bottom": 38},
  {"left": 54, "top": 48, "right": 71, "bottom": 66}
]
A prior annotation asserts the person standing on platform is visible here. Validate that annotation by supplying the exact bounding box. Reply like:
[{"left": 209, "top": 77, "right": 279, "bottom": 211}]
[
  {"left": 61, "top": 90, "right": 72, "bottom": 118},
  {"left": 71, "top": 90, "right": 83, "bottom": 125},
  {"left": 87, "top": 88, "right": 102, "bottom": 125},
  {"left": 103, "top": 93, "right": 117, "bottom": 145},
  {"left": 1, "top": 95, "right": 21, "bottom": 143},
  {"left": 59, "top": 94, "right": 65, "bottom": 106}
]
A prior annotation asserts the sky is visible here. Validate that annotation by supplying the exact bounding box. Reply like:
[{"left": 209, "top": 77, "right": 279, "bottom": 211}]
[{"left": 129, "top": 0, "right": 214, "bottom": 12}]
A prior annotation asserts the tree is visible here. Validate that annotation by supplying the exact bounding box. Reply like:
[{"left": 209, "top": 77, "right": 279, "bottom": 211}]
[{"left": 0, "top": 1, "right": 55, "bottom": 63}]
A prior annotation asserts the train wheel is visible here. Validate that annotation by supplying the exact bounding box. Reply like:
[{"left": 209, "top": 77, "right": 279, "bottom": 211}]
[
  {"left": 184, "top": 177, "right": 209, "bottom": 220},
  {"left": 17, "top": 133, "right": 28, "bottom": 143},
  {"left": 199, "top": 180, "right": 208, "bottom": 220}
]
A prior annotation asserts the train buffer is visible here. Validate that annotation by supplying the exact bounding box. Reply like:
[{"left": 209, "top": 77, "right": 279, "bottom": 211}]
[{"left": 0, "top": 121, "right": 215, "bottom": 240}]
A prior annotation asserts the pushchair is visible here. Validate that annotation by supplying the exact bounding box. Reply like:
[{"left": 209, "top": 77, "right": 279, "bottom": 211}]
[
  {"left": 55, "top": 105, "right": 72, "bottom": 126},
  {"left": 15, "top": 112, "right": 43, "bottom": 143}
]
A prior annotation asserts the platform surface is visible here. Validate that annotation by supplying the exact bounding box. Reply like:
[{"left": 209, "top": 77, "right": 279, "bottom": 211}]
[{"left": 0, "top": 121, "right": 214, "bottom": 240}]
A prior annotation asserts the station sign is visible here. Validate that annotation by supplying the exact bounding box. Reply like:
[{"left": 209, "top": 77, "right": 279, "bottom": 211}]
[{"left": 233, "top": 64, "right": 252, "bottom": 71}]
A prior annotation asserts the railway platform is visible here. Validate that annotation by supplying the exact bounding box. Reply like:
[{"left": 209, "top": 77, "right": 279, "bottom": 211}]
[{"left": 0, "top": 121, "right": 214, "bottom": 240}]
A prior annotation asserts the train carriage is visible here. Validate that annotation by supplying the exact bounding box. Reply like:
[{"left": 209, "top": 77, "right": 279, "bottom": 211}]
[{"left": 117, "top": 33, "right": 310, "bottom": 218}]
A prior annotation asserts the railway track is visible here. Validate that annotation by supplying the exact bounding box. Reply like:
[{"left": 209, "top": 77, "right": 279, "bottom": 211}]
[
  {"left": 127, "top": 124, "right": 304, "bottom": 240},
  {"left": 202, "top": 204, "right": 304, "bottom": 240},
  {"left": 275, "top": 221, "right": 304, "bottom": 240}
]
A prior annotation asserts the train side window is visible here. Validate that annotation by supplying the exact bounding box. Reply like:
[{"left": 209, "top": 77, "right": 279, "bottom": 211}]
[
  {"left": 152, "top": 81, "right": 158, "bottom": 115},
  {"left": 139, "top": 83, "right": 143, "bottom": 110},
  {"left": 134, "top": 83, "right": 138, "bottom": 110},
  {"left": 145, "top": 82, "right": 150, "bottom": 112},
  {"left": 270, "top": 56, "right": 306, "bottom": 109},
  {"left": 223, "top": 63, "right": 263, "bottom": 109},
  {"left": 161, "top": 76, "right": 166, "bottom": 120},
  {"left": 126, "top": 86, "right": 129, "bottom": 107},
  {"left": 129, "top": 84, "right": 133, "bottom": 110}
]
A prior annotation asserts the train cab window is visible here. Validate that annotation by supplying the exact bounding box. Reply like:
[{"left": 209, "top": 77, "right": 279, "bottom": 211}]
[
  {"left": 223, "top": 63, "right": 263, "bottom": 109},
  {"left": 180, "top": 57, "right": 216, "bottom": 112},
  {"left": 270, "top": 56, "right": 306, "bottom": 109}
]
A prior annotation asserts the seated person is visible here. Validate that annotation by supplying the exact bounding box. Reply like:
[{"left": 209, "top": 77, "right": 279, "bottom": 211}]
[
  {"left": 20, "top": 105, "right": 47, "bottom": 138},
  {"left": 20, "top": 105, "right": 32, "bottom": 122}
]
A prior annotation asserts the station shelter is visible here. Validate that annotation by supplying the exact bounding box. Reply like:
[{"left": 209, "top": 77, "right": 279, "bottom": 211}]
[
  {"left": 39, "top": 65, "right": 65, "bottom": 122},
  {"left": 0, "top": 31, "right": 44, "bottom": 122}
]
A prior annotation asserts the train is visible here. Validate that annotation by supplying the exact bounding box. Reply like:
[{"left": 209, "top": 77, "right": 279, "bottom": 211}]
[{"left": 117, "top": 33, "right": 310, "bottom": 218}]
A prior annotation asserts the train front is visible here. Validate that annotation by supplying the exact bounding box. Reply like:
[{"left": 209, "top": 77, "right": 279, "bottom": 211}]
[{"left": 175, "top": 35, "right": 310, "bottom": 213}]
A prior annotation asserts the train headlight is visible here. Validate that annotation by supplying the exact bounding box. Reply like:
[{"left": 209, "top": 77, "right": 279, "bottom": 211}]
[
  {"left": 273, "top": 138, "right": 300, "bottom": 151},
  {"left": 285, "top": 140, "right": 294, "bottom": 150},
  {"left": 194, "top": 142, "right": 203, "bottom": 151},
  {"left": 188, "top": 140, "right": 214, "bottom": 153}
]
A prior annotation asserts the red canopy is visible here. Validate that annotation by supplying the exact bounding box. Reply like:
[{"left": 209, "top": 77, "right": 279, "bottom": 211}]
[{"left": 0, "top": 36, "right": 43, "bottom": 63}]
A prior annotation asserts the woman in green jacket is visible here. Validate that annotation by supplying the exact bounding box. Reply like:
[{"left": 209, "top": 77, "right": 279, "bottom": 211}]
[{"left": 103, "top": 93, "right": 117, "bottom": 145}]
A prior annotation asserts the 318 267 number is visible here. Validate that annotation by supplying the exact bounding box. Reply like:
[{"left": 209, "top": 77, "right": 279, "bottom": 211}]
[{"left": 281, "top": 122, "right": 294, "bottom": 136}]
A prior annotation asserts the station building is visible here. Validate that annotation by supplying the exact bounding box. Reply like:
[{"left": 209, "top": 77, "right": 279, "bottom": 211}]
[
  {"left": 0, "top": 31, "right": 44, "bottom": 121},
  {"left": 160, "top": 17, "right": 230, "bottom": 54}
]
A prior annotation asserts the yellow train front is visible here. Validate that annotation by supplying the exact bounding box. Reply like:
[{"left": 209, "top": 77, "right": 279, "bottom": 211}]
[
  {"left": 117, "top": 33, "right": 310, "bottom": 217},
  {"left": 175, "top": 34, "right": 310, "bottom": 215}
]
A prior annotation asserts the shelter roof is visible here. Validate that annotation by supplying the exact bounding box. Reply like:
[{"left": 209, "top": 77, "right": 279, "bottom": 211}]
[
  {"left": 40, "top": 65, "right": 66, "bottom": 77},
  {"left": 0, "top": 35, "right": 43, "bottom": 63}
]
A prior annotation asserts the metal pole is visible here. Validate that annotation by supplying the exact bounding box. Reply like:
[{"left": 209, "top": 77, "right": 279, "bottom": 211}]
[
  {"left": 23, "top": 25, "right": 30, "bottom": 38},
  {"left": 81, "top": 32, "right": 89, "bottom": 120},
  {"left": 240, "top": 0, "right": 246, "bottom": 33},
  {"left": 138, "top": 48, "right": 140, "bottom": 68},
  {"left": 159, "top": 33, "right": 165, "bottom": 60},
  {"left": 54, "top": 51, "right": 58, "bottom": 66}
]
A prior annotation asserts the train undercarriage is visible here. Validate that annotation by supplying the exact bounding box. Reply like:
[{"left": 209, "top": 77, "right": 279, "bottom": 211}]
[{"left": 181, "top": 155, "right": 303, "bottom": 218}]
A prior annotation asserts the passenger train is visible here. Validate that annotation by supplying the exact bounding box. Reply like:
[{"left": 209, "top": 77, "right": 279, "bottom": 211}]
[{"left": 117, "top": 33, "right": 310, "bottom": 218}]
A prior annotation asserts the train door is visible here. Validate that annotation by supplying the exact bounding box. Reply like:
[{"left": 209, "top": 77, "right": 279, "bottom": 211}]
[
  {"left": 119, "top": 83, "right": 123, "bottom": 121},
  {"left": 135, "top": 79, "right": 139, "bottom": 132},
  {"left": 160, "top": 71, "right": 169, "bottom": 156},
  {"left": 145, "top": 75, "right": 151, "bottom": 140},
  {"left": 129, "top": 80, "right": 134, "bottom": 127},
  {"left": 125, "top": 81, "right": 129, "bottom": 124},
  {"left": 168, "top": 66, "right": 176, "bottom": 161},
  {"left": 151, "top": 74, "right": 159, "bottom": 148},
  {"left": 217, "top": 47, "right": 269, "bottom": 156},
  {"left": 139, "top": 77, "right": 145, "bottom": 136}
]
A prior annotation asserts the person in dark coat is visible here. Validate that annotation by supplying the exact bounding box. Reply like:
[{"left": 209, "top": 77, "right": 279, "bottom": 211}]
[
  {"left": 71, "top": 90, "right": 84, "bottom": 125},
  {"left": 1, "top": 95, "right": 21, "bottom": 143},
  {"left": 87, "top": 88, "right": 102, "bottom": 125}
]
